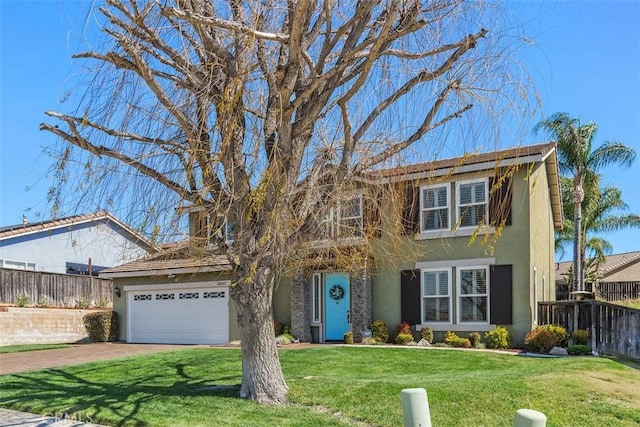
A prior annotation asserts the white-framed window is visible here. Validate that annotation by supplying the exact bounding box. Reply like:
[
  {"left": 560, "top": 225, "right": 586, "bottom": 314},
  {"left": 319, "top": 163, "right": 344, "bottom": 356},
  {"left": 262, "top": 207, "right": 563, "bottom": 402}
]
[
  {"left": 312, "top": 273, "right": 322, "bottom": 323},
  {"left": 338, "top": 195, "right": 363, "bottom": 237},
  {"left": 420, "top": 184, "right": 449, "bottom": 232},
  {"left": 318, "top": 194, "right": 363, "bottom": 239},
  {"left": 0, "top": 259, "right": 37, "bottom": 271},
  {"left": 421, "top": 268, "right": 451, "bottom": 323},
  {"left": 457, "top": 266, "right": 489, "bottom": 323},
  {"left": 456, "top": 179, "right": 488, "bottom": 228}
]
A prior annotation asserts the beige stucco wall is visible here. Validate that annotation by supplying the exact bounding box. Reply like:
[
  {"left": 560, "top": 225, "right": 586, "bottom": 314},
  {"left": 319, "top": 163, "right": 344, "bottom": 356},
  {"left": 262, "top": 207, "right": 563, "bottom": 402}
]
[
  {"left": 112, "top": 272, "right": 239, "bottom": 342},
  {"left": 369, "top": 164, "right": 547, "bottom": 344},
  {"left": 273, "top": 276, "right": 292, "bottom": 326},
  {"left": 0, "top": 307, "right": 95, "bottom": 346}
]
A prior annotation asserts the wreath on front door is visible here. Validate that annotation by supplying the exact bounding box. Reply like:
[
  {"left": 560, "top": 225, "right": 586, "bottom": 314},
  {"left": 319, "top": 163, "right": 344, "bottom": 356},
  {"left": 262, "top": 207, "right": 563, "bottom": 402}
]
[{"left": 329, "top": 284, "right": 345, "bottom": 300}]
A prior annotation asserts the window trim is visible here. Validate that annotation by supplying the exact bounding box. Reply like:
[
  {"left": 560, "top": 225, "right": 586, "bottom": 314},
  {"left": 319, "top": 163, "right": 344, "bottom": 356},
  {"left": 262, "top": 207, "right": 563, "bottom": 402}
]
[
  {"left": 456, "top": 178, "right": 489, "bottom": 229},
  {"left": 421, "top": 267, "right": 452, "bottom": 324},
  {"left": 456, "top": 265, "right": 490, "bottom": 324},
  {"left": 420, "top": 183, "right": 450, "bottom": 233}
]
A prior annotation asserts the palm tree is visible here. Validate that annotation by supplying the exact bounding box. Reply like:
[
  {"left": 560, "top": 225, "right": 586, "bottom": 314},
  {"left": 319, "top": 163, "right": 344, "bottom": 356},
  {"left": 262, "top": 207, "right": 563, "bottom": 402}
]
[
  {"left": 557, "top": 177, "right": 640, "bottom": 290},
  {"left": 535, "top": 113, "right": 636, "bottom": 297}
]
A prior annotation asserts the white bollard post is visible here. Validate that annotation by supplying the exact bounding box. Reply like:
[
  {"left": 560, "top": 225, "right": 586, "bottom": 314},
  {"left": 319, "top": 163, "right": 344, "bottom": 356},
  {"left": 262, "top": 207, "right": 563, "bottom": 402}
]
[
  {"left": 514, "top": 409, "right": 547, "bottom": 427},
  {"left": 400, "top": 388, "right": 432, "bottom": 427}
]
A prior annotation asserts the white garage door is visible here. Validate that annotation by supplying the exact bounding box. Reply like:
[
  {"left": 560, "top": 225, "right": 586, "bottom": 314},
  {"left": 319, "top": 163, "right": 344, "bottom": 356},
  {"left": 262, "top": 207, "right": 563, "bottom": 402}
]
[{"left": 128, "top": 286, "right": 229, "bottom": 344}]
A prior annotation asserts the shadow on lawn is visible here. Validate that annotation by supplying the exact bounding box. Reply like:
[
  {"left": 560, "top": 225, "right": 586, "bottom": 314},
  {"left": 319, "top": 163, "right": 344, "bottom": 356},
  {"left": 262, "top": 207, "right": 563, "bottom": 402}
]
[{"left": 0, "top": 363, "right": 241, "bottom": 427}]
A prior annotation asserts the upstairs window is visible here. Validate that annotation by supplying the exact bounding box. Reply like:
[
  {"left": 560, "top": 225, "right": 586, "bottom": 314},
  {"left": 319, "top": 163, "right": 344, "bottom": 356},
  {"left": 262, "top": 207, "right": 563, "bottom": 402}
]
[
  {"left": 420, "top": 184, "right": 449, "bottom": 232},
  {"left": 457, "top": 179, "right": 488, "bottom": 228},
  {"left": 318, "top": 194, "right": 363, "bottom": 239},
  {"left": 338, "top": 196, "right": 363, "bottom": 237}
]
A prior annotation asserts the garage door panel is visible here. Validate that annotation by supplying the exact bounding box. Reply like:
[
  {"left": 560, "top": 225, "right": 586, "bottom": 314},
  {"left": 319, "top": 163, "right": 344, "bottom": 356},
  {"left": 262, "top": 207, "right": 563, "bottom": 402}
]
[{"left": 128, "top": 287, "right": 229, "bottom": 345}]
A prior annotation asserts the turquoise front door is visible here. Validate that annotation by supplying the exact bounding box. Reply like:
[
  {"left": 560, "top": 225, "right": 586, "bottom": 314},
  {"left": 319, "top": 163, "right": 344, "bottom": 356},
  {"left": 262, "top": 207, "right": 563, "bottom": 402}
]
[{"left": 324, "top": 273, "right": 350, "bottom": 341}]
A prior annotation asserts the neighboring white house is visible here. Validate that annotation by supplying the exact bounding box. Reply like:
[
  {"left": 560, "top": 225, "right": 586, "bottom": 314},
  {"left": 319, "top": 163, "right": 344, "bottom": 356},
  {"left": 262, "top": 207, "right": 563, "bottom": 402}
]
[{"left": 0, "top": 212, "right": 158, "bottom": 275}]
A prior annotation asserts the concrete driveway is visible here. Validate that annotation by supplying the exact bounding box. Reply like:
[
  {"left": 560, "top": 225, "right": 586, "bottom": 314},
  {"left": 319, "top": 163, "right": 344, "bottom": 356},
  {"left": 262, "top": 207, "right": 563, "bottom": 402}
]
[{"left": 0, "top": 342, "right": 203, "bottom": 375}]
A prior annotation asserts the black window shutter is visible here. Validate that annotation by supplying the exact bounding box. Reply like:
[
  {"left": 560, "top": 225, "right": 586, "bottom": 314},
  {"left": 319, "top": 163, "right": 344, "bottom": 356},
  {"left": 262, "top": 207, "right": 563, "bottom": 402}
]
[
  {"left": 489, "top": 175, "right": 512, "bottom": 226},
  {"left": 490, "top": 264, "right": 513, "bottom": 325},
  {"left": 401, "top": 269, "right": 422, "bottom": 324},
  {"left": 402, "top": 183, "right": 420, "bottom": 235}
]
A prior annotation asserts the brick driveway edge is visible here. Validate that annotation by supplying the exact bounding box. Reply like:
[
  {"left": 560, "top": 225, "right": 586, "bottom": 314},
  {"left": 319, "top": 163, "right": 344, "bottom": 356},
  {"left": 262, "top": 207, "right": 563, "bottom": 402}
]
[{"left": 0, "top": 342, "right": 204, "bottom": 375}]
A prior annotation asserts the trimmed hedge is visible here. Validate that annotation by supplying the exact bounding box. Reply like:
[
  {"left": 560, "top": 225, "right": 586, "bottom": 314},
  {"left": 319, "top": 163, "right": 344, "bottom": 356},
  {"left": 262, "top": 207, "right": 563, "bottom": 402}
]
[{"left": 83, "top": 311, "right": 119, "bottom": 342}]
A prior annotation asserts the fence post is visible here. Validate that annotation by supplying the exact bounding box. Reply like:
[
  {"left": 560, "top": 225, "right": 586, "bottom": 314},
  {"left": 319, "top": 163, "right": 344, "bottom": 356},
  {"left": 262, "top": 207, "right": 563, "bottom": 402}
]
[
  {"left": 400, "top": 388, "right": 431, "bottom": 427},
  {"left": 513, "top": 409, "right": 546, "bottom": 427}
]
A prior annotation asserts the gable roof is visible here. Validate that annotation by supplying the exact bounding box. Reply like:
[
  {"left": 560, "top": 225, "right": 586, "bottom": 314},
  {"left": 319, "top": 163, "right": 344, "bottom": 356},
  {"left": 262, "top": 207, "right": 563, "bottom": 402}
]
[
  {"left": 0, "top": 211, "right": 160, "bottom": 253},
  {"left": 99, "top": 242, "right": 231, "bottom": 278},
  {"left": 555, "top": 251, "right": 640, "bottom": 283}
]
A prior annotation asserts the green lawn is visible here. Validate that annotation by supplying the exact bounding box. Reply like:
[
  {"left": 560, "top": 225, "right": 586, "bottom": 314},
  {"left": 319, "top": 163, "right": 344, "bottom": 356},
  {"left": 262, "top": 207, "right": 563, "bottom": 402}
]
[
  {"left": 0, "top": 346, "right": 638, "bottom": 426},
  {"left": 0, "top": 344, "right": 71, "bottom": 354}
]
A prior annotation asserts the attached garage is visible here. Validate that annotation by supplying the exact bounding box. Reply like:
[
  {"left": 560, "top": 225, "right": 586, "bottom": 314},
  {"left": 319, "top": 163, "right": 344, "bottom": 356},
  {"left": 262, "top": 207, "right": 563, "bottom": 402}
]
[{"left": 125, "top": 281, "right": 230, "bottom": 345}]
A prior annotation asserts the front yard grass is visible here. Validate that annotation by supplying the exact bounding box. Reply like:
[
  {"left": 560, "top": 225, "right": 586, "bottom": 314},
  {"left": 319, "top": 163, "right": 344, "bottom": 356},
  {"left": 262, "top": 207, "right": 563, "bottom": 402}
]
[
  {"left": 0, "top": 346, "right": 638, "bottom": 426},
  {"left": 0, "top": 344, "right": 71, "bottom": 354}
]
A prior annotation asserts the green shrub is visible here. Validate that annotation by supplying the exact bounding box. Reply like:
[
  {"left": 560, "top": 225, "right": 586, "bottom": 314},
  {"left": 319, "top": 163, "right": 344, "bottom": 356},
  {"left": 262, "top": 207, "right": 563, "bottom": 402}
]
[
  {"left": 282, "top": 325, "right": 292, "bottom": 336},
  {"left": 567, "top": 344, "right": 592, "bottom": 356},
  {"left": 539, "top": 324, "right": 569, "bottom": 347},
  {"left": 450, "top": 337, "right": 472, "bottom": 348},
  {"left": 444, "top": 331, "right": 459, "bottom": 346},
  {"left": 524, "top": 327, "right": 557, "bottom": 353},
  {"left": 361, "top": 337, "right": 378, "bottom": 345},
  {"left": 276, "top": 334, "right": 294, "bottom": 345},
  {"left": 15, "top": 295, "right": 29, "bottom": 307},
  {"left": 420, "top": 327, "right": 433, "bottom": 343},
  {"left": 95, "top": 297, "right": 109, "bottom": 309},
  {"left": 77, "top": 297, "right": 91, "bottom": 309},
  {"left": 572, "top": 329, "right": 589, "bottom": 346},
  {"left": 395, "top": 333, "right": 414, "bottom": 345},
  {"left": 83, "top": 311, "right": 119, "bottom": 342},
  {"left": 370, "top": 320, "right": 389, "bottom": 343},
  {"left": 37, "top": 295, "right": 49, "bottom": 308},
  {"left": 468, "top": 332, "right": 481, "bottom": 348},
  {"left": 484, "top": 326, "right": 512, "bottom": 349},
  {"left": 343, "top": 331, "right": 354, "bottom": 344}
]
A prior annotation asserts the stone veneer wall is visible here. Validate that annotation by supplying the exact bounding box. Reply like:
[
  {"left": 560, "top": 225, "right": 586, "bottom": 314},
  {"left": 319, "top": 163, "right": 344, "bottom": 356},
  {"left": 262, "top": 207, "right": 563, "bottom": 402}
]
[
  {"left": 0, "top": 307, "right": 93, "bottom": 346},
  {"left": 290, "top": 268, "right": 312, "bottom": 343},
  {"left": 350, "top": 261, "right": 372, "bottom": 342}
]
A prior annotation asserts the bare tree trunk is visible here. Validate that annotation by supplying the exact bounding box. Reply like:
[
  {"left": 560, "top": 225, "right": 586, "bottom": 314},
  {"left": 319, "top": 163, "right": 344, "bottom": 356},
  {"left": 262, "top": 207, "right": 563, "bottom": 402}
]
[
  {"left": 573, "top": 183, "right": 584, "bottom": 297},
  {"left": 230, "top": 266, "right": 288, "bottom": 404}
]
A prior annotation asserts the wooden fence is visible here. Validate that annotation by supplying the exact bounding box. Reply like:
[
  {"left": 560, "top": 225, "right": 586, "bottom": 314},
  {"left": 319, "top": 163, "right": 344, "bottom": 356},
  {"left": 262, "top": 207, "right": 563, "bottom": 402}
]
[
  {"left": 538, "top": 300, "right": 640, "bottom": 361},
  {"left": 596, "top": 282, "right": 640, "bottom": 301},
  {"left": 0, "top": 268, "right": 112, "bottom": 308}
]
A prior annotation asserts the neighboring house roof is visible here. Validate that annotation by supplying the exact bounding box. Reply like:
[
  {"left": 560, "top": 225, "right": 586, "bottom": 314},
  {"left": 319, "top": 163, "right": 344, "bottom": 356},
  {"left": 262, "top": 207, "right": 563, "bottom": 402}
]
[
  {"left": 555, "top": 251, "right": 640, "bottom": 283},
  {"left": 0, "top": 211, "right": 160, "bottom": 253},
  {"left": 100, "top": 242, "right": 231, "bottom": 278}
]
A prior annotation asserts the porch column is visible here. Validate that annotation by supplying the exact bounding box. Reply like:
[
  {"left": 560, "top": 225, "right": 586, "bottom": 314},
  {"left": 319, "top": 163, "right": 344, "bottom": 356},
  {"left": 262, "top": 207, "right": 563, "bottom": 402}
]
[
  {"left": 291, "top": 267, "right": 312, "bottom": 343},
  {"left": 350, "top": 259, "right": 372, "bottom": 342}
]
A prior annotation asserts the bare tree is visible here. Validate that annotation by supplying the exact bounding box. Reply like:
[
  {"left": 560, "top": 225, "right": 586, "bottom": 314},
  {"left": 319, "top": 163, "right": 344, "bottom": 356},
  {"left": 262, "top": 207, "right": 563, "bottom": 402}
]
[{"left": 40, "top": 0, "right": 532, "bottom": 403}]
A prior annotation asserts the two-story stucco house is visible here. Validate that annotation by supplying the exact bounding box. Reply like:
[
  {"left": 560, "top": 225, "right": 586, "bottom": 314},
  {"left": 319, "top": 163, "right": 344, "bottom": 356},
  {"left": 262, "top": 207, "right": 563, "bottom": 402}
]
[{"left": 102, "top": 142, "right": 562, "bottom": 346}]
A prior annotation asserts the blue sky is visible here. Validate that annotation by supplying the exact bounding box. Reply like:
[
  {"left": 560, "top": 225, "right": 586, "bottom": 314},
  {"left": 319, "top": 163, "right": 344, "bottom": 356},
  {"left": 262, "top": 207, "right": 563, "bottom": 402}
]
[{"left": 1, "top": 1, "right": 639, "bottom": 259}]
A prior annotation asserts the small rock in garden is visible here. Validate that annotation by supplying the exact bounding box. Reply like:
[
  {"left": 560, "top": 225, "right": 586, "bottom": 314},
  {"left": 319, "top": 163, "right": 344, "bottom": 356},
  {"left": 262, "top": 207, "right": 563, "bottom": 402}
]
[
  {"left": 417, "top": 339, "right": 431, "bottom": 347},
  {"left": 549, "top": 346, "right": 568, "bottom": 356}
]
